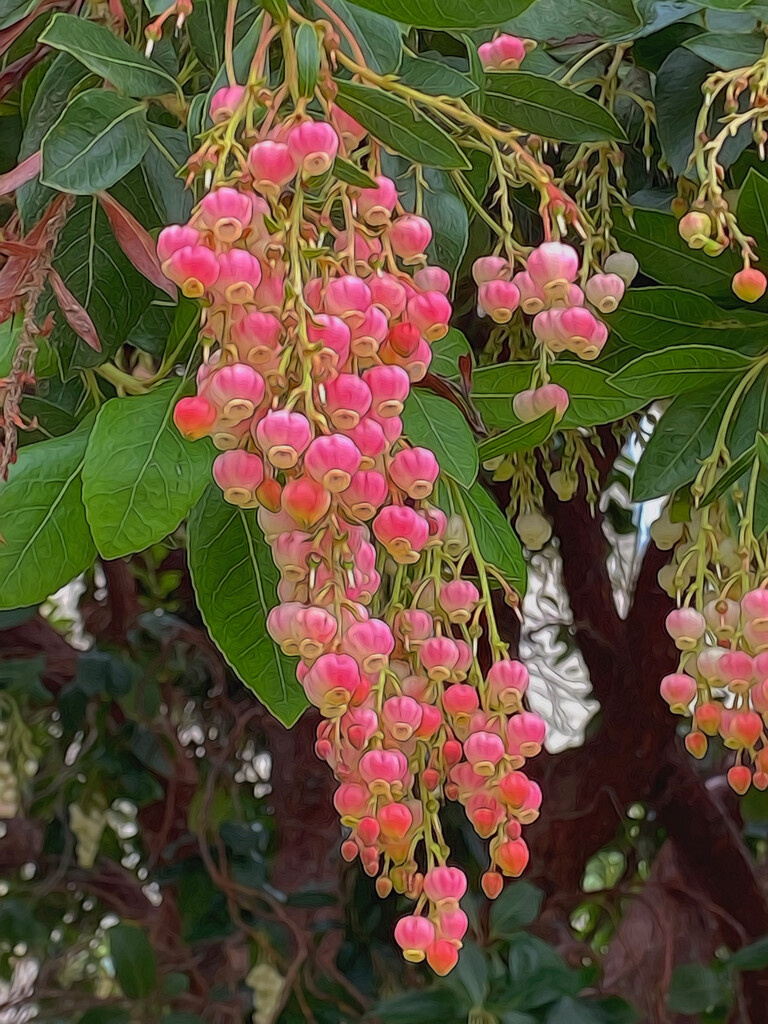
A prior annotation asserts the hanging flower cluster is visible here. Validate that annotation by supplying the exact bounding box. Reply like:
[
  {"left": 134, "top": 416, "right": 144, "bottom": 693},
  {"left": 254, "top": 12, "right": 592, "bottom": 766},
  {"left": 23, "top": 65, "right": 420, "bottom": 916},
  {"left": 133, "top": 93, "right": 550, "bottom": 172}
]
[{"left": 159, "top": 82, "right": 546, "bottom": 972}]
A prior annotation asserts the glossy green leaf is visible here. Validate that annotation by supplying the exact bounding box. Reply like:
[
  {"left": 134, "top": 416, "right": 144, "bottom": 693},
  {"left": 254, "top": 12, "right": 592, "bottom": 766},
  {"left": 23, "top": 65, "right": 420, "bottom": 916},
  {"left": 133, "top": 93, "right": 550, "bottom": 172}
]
[
  {"left": 666, "top": 963, "right": 726, "bottom": 1014},
  {"left": 460, "top": 481, "right": 526, "bottom": 592},
  {"left": 684, "top": 31, "right": 763, "bottom": 70},
  {"left": 109, "top": 924, "right": 157, "bottom": 999},
  {"left": 612, "top": 209, "right": 741, "bottom": 303},
  {"left": 729, "top": 934, "right": 768, "bottom": 971},
  {"left": 430, "top": 327, "right": 473, "bottom": 379},
  {"left": 608, "top": 346, "right": 752, "bottom": 399},
  {"left": 655, "top": 48, "right": 710, "bottom": 177},
  {"left": 490, "top": 881, "right": 544, "bottom": 938},
  {"left": 41, "top": 90, "right": 149, "bottom": 195},
  {"left": 606, "top": 286, "right": 768, "bottom": 356},
  {"left": 398, "top": 51, "right": 478, "bottom": 97},
  {"left": 310, "top": 0, "right": 403, "bottom": 73},
  {"left": 82, "top": 383, "right": 213, "bottom": 558},
  {"left": 453, "top": 941, "right": 489, "bottom": 1007},
  {"left": 141, "top": 125, "right": 193, "bottom": 225},
  {"left": 43, "top": 197, "right": 159, "bottom": 377},
  {"left": 472, "top": 362, "right": 645, "bottom": 431},
  {"left": 478, "top": 411, "right": 556, "bottom": 460},
  {"left": 334, "top": 80, "right": 469, "bottom": 169},
  {"left": 701, "top": 444, "right": 756, "bottom": 505},
  {"left": 344, "top": 0, "right": 533, "bottom": 28},
  {"left": 39, "top": 13, "right": 177, "bottom": 97},
  {"left": 187, "top": 486, "right": 308, "bottom": 726},
  {"left": 296, "top": 22, "right": 320, "bottom": 97},
  {"left": 737, "top": 168, "right": 768, "bottom": 268},
  {"left": 633, "top": 380, "right": 736, "bottom": 501},
  {"left": 502, "top": 0, "right": 640, "bottom": 42},
  {"left": 403, "top": 389, "right": 478, "bottom": 488},
  {"left": 483, "top": 72, "right": 626, "bottom": 144},
  {"left": 757, "top": 435, "right": 768, "bottom": 537},
  {"left": 0, "top": 423, "right": 96, "bottom": 610},
  {"left": 331, "top": 157, "right": 377, "bottom": 190},
  {"left": 0, "top": 0, "right": 38, "bottom": 29}
]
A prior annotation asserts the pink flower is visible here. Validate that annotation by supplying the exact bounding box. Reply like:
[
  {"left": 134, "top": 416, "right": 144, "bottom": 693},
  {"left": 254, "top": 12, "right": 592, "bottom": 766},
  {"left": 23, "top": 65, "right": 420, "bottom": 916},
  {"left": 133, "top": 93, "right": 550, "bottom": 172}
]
[
  {"left": 389, "top": 214, "right": 432, "bottom": 262},
  {"left": 373, "top": 505, "right": 430, "bottom": 564},
  {"left": 212, "top": 450, "right": 264, "bottom": 506},
  {"left": 209, "top": 84, "right": 245, "bottom": 122},
  {"left": 197, "top": 187, "right": 253, "bottom": 243},
  {"left": 423, "top": 865, "right": 467, "bottom": 905},
  {"left": 388, "top": 447, "right": 440, "bottom": 500},
  {"left": 290, "top": 120, "right": 340, "bottom": 177},
  {"left": 356, "top": 175, "right": 398, "bottom": 225},
  {"left": 478, "top": 34, "right": 528, "bottom": 71},
  {"left": 303, "top": 434, "right": 362, "bottom": 492},
  {"left": 256, "top": 410, "right": 313, "bottom": 469},
  {"left": 394, "top": 915, "right": 435, "bottom": 962},
  {"left": 247, "top": 140, "right": 296, "bottom": 193},
  {"left": 281, "top": 477, "right": 331, "bottom": 528}
]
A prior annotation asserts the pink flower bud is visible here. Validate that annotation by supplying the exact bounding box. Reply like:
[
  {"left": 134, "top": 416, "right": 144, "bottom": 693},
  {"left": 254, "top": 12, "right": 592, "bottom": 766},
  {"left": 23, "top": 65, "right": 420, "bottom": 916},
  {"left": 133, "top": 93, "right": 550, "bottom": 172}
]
[
  {"left": 719, "top": 651, "right": 754, "bottom": 694},
  {"left": 443, "top": 683, "right": 480, "bottom": 718},
  {"left": 307, "top": 313, "right": 351, "bottom": 369},
  {"left": 198, "top": 187, "right": 253, "bottom": 243},
  {"left": 323, "top": 373, "right": 372, "bottom": 430},
  {"left": 230, "top": 311, "right": 282, "bottom": 366},
  {"left": 212, "top": 449, "right": 264, "bottom": 506},
  {"left": 487, "top": 660, "right": 529, "bottom": 709},
  {"left": 255, "top": 410, "right": 312, "bottom": 469},
  {"left": 478, "top": 279, "right": 520, "bottom": 323},
  {"left": 333, "top": 782, "right": 370, "bottom": 819},
  {"left": 512, "top": 384, "right": 569, "bottom": 423},
  {"left": 526, "top": 242, "right": 580, "bottom": 291},
  {"left": 406, "top": 291, "right": 452, "bottom": 341},
  {"left": 173, "top": 395, "right": 217, "bottom": 440},
  {"left": 212, "top": 248, "right": 262, "bottom": 305},
  {"left": 585, "top": 272, "right": 625, "bottom": 313},
  {"left": 342, "top": 418, "right": 388, "bottom": 464},
  {"left": 506, "top": 711, "right": 547, "bottom": 759},
  {"left": 303, "top": 653, "right": 361, "bottom": 715},
  {"left": 209, "top": 84, "right": 245, "bottom": 122},
  {"left": 290, "top": 120, "right": 339, "bottom": 177},
  {"left": 350, "top": 306, "right": 389, "bottom": 358},
  {"left": 697, "top": 647, "right": 725, "bottom": 682},
  {"left": 267, "top": 602, "right": 303, "bottom": 655},
  {"left": 728, "top": 764, "right": 752, "bottom": 794},
  {"left": 342, "top": 706, "right": 379, "bottom": 750},
  {"left": 378, "top": 801, "right": 414, "bottom": 839},
  {"left": 157, "top": 224, "right": 199, "bottom": 264},
  {"left": 254, "top": 265, "right": 285, "bottom": 313},
  {"left": 342, "top": 470, "right": 388, "bottom": 520},
  {"left": 659, "top": 672, "right": 696, "bottom": 713},
  {"left": 362, "top": 365, "right": 411, "bottom": 419},
  {"left": 359, "top": 749, "right": 409, "bottom": 793},
  {"left": 281, "top": 477, "right": 331, "bottom": 528},
  {"left": 426, "top": 939, "right": 459, "bottom": 975},
  {"left": 478, "top": 34, "right": 527, "bottom": 71},
  {"left": 345, "top": 617, "right": 395, "bottom": 674},
  {"left": 473, "top": 255, "right": 510, "bottom": 284},
  {"left": 423, "top": 865, "right": 467, "bottom": 905},
  {"left": 165, "top": 245, "right": 219, "bottom": 298},
  {"left": 330, "top": 103, "right": 367, "bottom": 149},
  {"left": 395, "top": 609, "right": 433, "bottom": 646},
  {"left": 373, "top": 505, "right": 429, "bottom": 564},
  {"left": 464, "top": 731, "right": 505, "bottom": 776},
  {"left": 389, "top": 446, "right": 440, "bottom": 500},
  {"left": 324, "top": 274, "right": 372, "bottom": 329},
  {"left": 389, "top": 214, "right": 432, "bottom": 262},
  {"left": 665, "top": 608, "right": 706, "bottom": 650},
  {"left": 420, "top": 636, "right": 460, "bottom": 683},
  {"left": 356, "top": 816, "right": 380, "bottom": 846},
  {"left": 743, "top": 589, "right": 768, "bottom": 622},
  {"left": 394, "top": 915, "right": 435, "bottom": 962},
  {"left": 381, "top": 696, "right": 423, "bottom": 741},
  {"left": 535, "top": 307, "right": 608, "bottom": 359},
  {"left": 205, "top": 363, "right": 266, "bottom": 422},
  {"left": 720, "top": 709, "right": 762, "bottom": 749},
  {"left": 439, "top": 580, "right": 480, "bottom": 624},
  {"left": 465, "top": 793, "right": 505, "bottom": 838},
  {"left": 511, "top": 271, "right": 546, "bottom": 314},
  {"left": 733, "top": 267, "right": 768, "bottom": 303},
  {"left": 368, "top": 273, "right": 408, "bottom": 318},
  {"left": 380, "top": 337, "right": 432, "bottom": 382},
  {"left": 271, "top": 531, "right": 312, "bottom": 582},
  {"left": 247, "top": 140, "right": 296, "bottom": 193},
  {"left": 292, "top": 607, "right": 336, "bottom": 661},
  {"left": 356, "top": 175, "right": 398, "bottom": 225},
  {"left": 495, "top": 837, "right": 529, "bottom": 876},
  {"left": 414, "top": 266, "right": 451, "bottom": 294}
]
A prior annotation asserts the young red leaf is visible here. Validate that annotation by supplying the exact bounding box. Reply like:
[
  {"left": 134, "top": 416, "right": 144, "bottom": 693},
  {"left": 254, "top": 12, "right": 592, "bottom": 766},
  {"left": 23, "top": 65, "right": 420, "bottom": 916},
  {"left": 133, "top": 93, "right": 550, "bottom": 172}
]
[
  {"left": 48, "top": 267, "right": 102, "bottom": 351},
  {"left": 97, "top": 191, "right": 177, "bottom": 299},
  {"left": 0, "top": 151, "right": 41, "bottom": 196}
]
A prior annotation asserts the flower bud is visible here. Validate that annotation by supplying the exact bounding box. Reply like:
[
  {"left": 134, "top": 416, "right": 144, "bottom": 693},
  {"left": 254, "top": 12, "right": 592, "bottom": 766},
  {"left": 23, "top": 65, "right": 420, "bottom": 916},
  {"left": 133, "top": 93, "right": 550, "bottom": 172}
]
[
  {"left": 665, "top": 607, "right": 706, "bottom": 650},
  {"left": 388, "top": 446, "right": 439, "bottom": 500},
  {"left": 173, "top": 395, "right": 217, "bottom": 440},
  {"left": 212, "top": 450, "right": 264, "bottom": 506},
  {"left": 494, "top": 837, "right": 529, "bottom": 876},
  {"left": 423, "top": 865, "right": 467, "bottom": 905},
  {"left": 515, "top": 511, "right": 552, "bottom": 550},
  {"left": 256, "top": 410, "right": 312, "bottom": 468},
  {"left": 394, "top": 915, "right": 435, "bottom": 963},
  {"left": 464, "top": 731, "right": 505, "bottom": 776},
  {"left": 198, "top": 187, "right": 253, "bottom": 243},
  {"left": 165, "top": 245, "right": 220, "bottom": 298},
  {"left": 487, "top": 660, "right": 529, "bottom": 709},
  {"left": 359, "top": 749, "right": 409, "bottom": 793},
  {"left": 473, "top": 255, "right": 510, "bottom": 284},
  {"left": 356, "top": 175, "right": 398, "bottom": 225},
  {"left": 513, "top": 384, "right": 569, "bottom": 423},
  {"left": 205, "top": 363, "right": 266, "bottom": 422},
  {"left": 231, "top": 310, "right": 282, "bottom": 366},
  {"left": 426, "top": 939, "right": 460, "bottom": 975},
  {"left": 373, "top": 505, "right": 430, "bottom": 564},
  {"left": 247, "top": 140, "right": 296, "bottom": 193},
  {"left": 478, "top": 279, "right": 520, "bottom": 323},
  {"left": 389, "top": 214, "right": 432, "bottom": 262},
  {"left": 157, "top": 224, "right": 199, "bottom": 264},
  {"left": 362, "top": 365, "right": 410, "bottom": 419},
  {"left": 413, "top": 266, "right": 451, "bottom": 294},
  {"left": 678, "top": 211, "right": 712, "bottom": 248},
  {"left": 440, "top": 580, "right": 480, "bottom": 624},
  {"left": 303, "top": 653, "right": 361, "bottom": 716},
  {"left": 727, "top": 764, "right": 752, "bottom": 795},
  {"left": 478, "top": 34, "right": 528, "bottom": 71},
  {"left": 420, "top": 636, "right": 461, "bottom": 683},
  {"left": 324, "top": 275, "right": 372, "bottom": 328},
  {"left": 604, "top": 250, "right": 639, "bottom": 285},
  {"left": 290, "top": 120, "right": 339, "bottom": 177},
  {"left": 323, "top": 373, "right": 372, "bottom": 430},
  {"left": 212, "top": 248, "right": 262, "bottom": 305},
  {"left": 381, "top": 696, "right": 423, "bottom": 742},
  {"left": 333, "top": 782, "right": 370, "bottom": 820},
  {"left": 732, "top": 268, "right": 767, "bottom": 303},
  {"left": 281, "top": 477, "right": 331, "bottom": 528},
  {"left": 585, "top": 272, "right": 625, "bottom": 313},
  {"left": 209, "top": 84, "right": 245, "bottom": 122},
  {"left": 526, "top": 242, "right": 579, "bottom": 292},
  {"left": 506, "top": 711, "right": 546, "bottom": 758},
  {"left": 406, "top": 291, "right": 452, "bottom": 341},
  {"left": 304, "top": 434, "right": 362, "bottom": 492},
  {"left": 659, "top": 672, "right": 696, "bottom": 713}
]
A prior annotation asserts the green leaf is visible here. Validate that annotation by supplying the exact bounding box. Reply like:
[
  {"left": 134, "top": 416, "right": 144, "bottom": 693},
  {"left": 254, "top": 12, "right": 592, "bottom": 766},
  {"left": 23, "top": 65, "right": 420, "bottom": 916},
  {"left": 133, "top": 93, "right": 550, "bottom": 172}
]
[
  {"left": 453, "top": 941, "right": 489, "bottom": 1007},
  {"left": 756, "top": 434, "right": 768, "bottom": 536},
  {"left": 431, "top": 327, "right": 473, "bottom": 379},
  {"left": 82, "top": 383, "right": 213, "bottom": 558},
  {"left": 78, "top": 1009, "right": 130, "bottom": 1024},
  {"left": 633, "top": 380, "right": 736, "bottom": 501},
  {"left": 403, "top": 389, "right": 478, "bottom": 488},
  {"left": 737, "top": 169, "right": 768, "bottom": 271},
  {"left": 344, "top": 0, "right": 534, "bottom": 29},
  {"left": 39, "top": 13, "right": 177, "bottom": 97},
  {"left": 334, "top": 80, "right": 469, "bottom": 169},
  {"left": 612, "top": 209, "right": 741, "bottom": 303},
  {"left": 41, "top": 90, "right": 149, "bottom": 195},
  {"left": 460, "top": 481, "right": 526, "bottom": 592},
  {"left": 701, "top": 444, "right": 756, "bottom": 505},
  {"left": 109, "top": 924, "right": 157, "bottom": 999},
  {"left": 0, "top": 0, "right": 37, "bottom": 29},
  {"left": 483, "top": 72, "right": 626, "bottom": 144},
  {"left": 490, "top": 881, "right": 543, "bottom": 938},
  {"left": 331, "top": 157, "right": 377, "bottom": 190},
  {"left": 501, "top": 0, "right": 640, "bottom": 42},
  {"left": 545, "top": 998, "right": 605, "bottom": 1024},
  {"left": 142, "top": 125, "right": 193, "bottom": 225},
  {"left": 16, "top": 53, "right": 87, "bottom": 228},
  {"left": 398, "top": 51, "right": 478, "bottom": 97},
  {"left": 655, "top": 48, "right": 710, "bottom": 177},
  {"left": 684, "top": 31, "right": 764, "bottom": 70},
  {"left": 666, "top": 963, "right": 726, "bottom": 1014},
  {"left": 0, "top": 422, "right": 96, "bottom": 610},
  {"left": 295, "top": 22, "right": 320, "bottom": 97},
  {"left": 472, "top": 363, "right": 645, "bottom": 431},
  {"left": 608, "top": 346, "right": 752, "bottom": 399},
  {"left": 478, "top": 411, "right": 556, "bottom": 460},
  {"left": 606, "top": 286, "right": 768, "bottom": 356},
  {"left": 187, "top": 486, "right": 308, "bottom": 726},
  {"left": 44, "top": 196, "right": 159, "bottom": 377},
  {"left": 309, "top": 0, "right": 403, "bottom": 74},
  {"left": 729, "top": 934, "right": 768, "bottom": 971}
]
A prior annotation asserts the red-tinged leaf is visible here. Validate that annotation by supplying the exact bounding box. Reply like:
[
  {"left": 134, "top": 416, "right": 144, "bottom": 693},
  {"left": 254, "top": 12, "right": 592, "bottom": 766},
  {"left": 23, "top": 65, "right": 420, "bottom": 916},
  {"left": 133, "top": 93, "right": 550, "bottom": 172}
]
[
  {"left": 0, "top": 152, "right": 41, "bottom": 196},
  {"left": 0, "top": 46, "right": 47, "bottom": 102},
  {"left": 0, "top": 240, "right": 38, "bottom": 257},
  {"left": 48, "top": 268, "right": 102, "bottom": 351},
  {"left": 0, "top": 0, "right": 61, "bottom": 52},
  {"left": 97, "top": 191, "right": 177, "bottom": 299}
]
